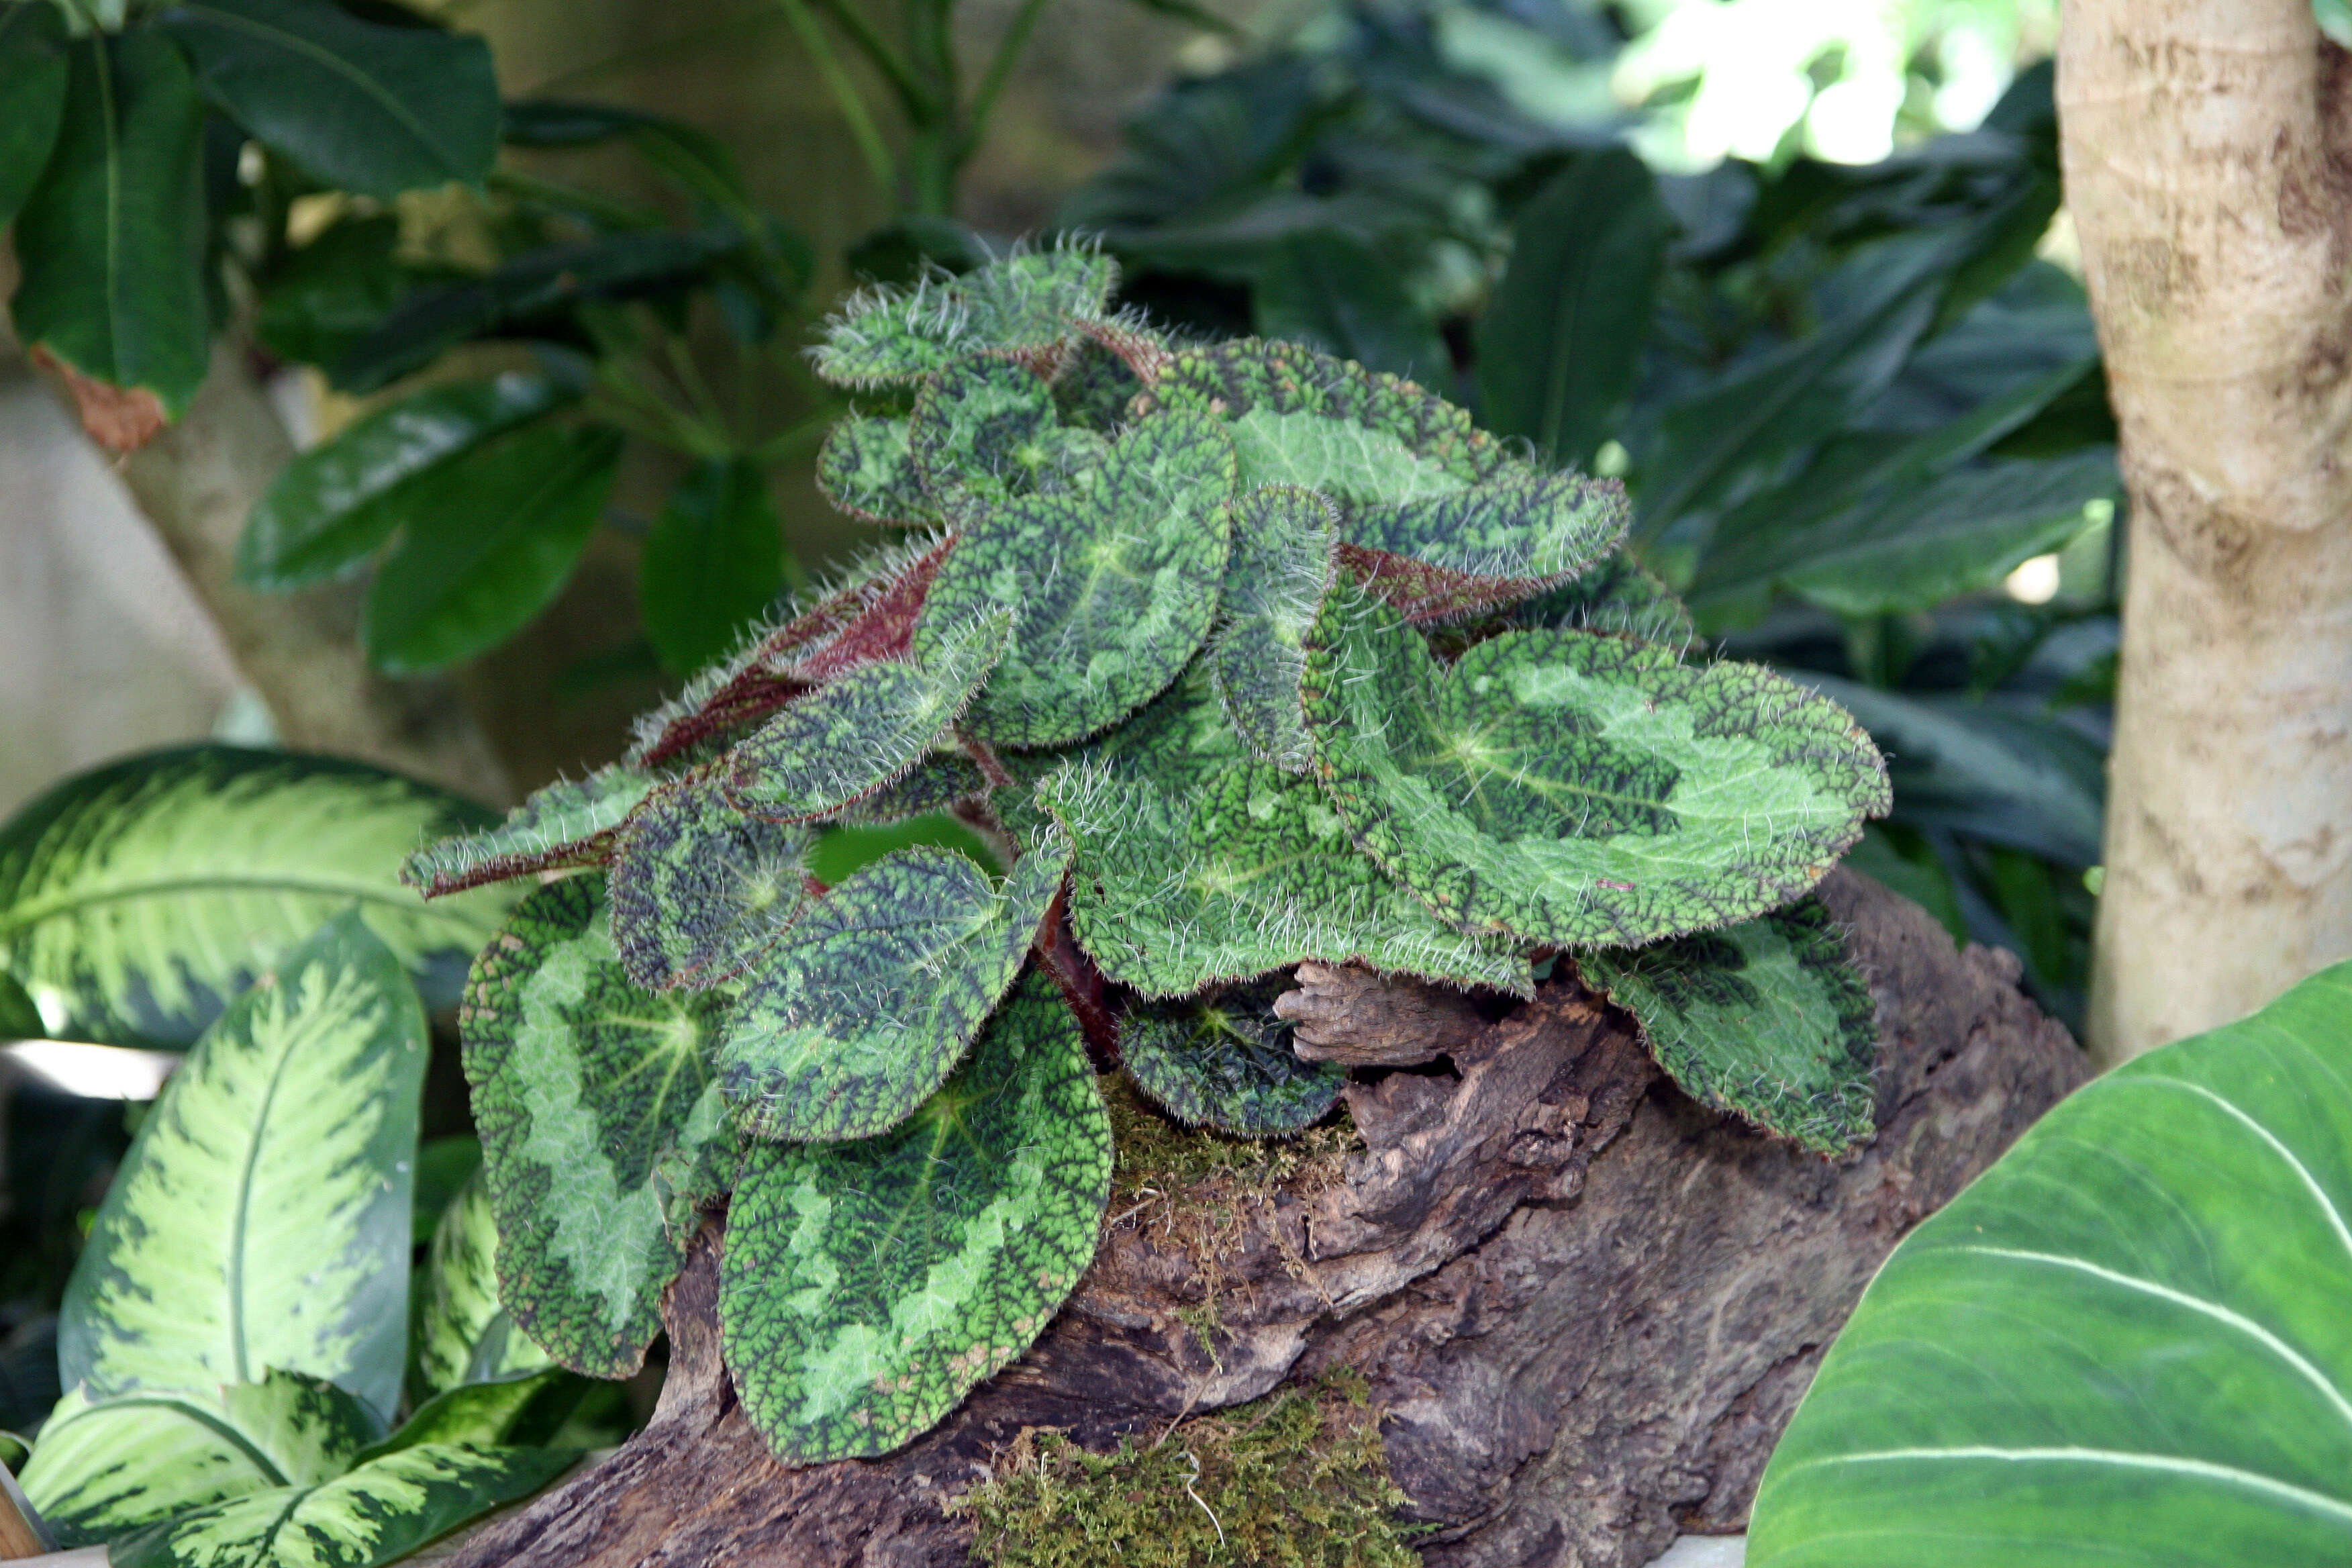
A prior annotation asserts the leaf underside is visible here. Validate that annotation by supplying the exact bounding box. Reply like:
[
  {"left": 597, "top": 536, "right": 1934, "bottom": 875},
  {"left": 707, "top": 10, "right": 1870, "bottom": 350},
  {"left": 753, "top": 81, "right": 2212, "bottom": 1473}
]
[
  {"left": 403, "top": 763, "right": 654, "bottom": 899},
  {"left": 607, "top": 773, "right": 814, "bottom": 991},
  {"left": 1120, "top": 976, "right": 1344, "bottom": 1137}
]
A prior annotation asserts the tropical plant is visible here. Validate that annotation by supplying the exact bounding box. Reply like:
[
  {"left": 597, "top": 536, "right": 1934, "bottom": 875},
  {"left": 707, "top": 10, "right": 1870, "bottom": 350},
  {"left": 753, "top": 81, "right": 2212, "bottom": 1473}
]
[
  {"left": 405, "top": 242, "right": 1896, "bottom": 1467},
  {"left": 1746, "top": 955, "right": 2352, "bottom": 1565}
]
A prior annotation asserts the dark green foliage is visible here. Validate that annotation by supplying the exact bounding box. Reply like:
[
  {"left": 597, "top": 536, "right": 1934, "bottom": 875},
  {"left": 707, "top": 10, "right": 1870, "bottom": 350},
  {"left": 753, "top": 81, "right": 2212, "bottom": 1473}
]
[
  {"left": 908, "top": 353, "right": 1082, "bottom": 511},
  {"left": 607, "top": 775, "right": 814, "bottom": 992},
  {"left": 0, "top": 6, "right": 68, "bottom": 232},
  {"left": 1120, "top": 979, "right": 1344, "bottom": 1137},
  {"left": 401, "top": 764, "right": 652, "bottom": 899},
  {"left": 1210, "top": 485, "right": 1338, "bottom": 771},
  {"left": 817, "top": 415, "right": 942, "bottom": 526},
  {"left": 639, "top": 458, "right": 787, "bottom": 677}
]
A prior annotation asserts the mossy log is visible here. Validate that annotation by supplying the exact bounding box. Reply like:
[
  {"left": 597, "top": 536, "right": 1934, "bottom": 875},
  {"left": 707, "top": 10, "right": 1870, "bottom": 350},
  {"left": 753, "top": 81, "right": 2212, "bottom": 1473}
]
[{"left": 442, "top": 871, "right": 2086, "bottom": 1568}]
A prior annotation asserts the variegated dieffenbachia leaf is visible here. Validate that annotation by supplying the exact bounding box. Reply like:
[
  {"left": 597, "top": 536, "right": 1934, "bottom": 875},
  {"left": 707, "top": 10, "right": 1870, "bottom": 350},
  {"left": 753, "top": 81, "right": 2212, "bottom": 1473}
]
[
  {"left": 607, "top": 775, "right": 814, "bottom": 991},
  {"left": 726, "top": 611, "right": 1012, "bottom": 823},
  {"left": 1509, "top": 554, "right": 1696, "bottom": 648},
  {"left": 413, "top": 1173, "right": 554, "bottom": 1401},
  {"left": 815, "top": 415, "right": 942, "bottom": 526},
  {"left": 1144, "top": 339, "right": 1627, "bottom": 595},
  {"left": 1209, "top": 485, "right": 1338, "bottom": 771},
  {"left": 810, "top": 247, "right": 1119, "bottom": 387},
  {"left": 1579, "top": 896, "right": 1877, "bottom": 1154},
  {"left": 1300, "top": 580, "right": 1890, "bottom": 948},
  {"left": 109, "top": 1441, "right": 577, "bottom": 1568},
  {"left": 914, "top": 411, "right": 1236, "bottom": 748},
  {"left": 1120, "top": 977, "right": 1344, "bottom": 1137},
  {"left": 0, "top": 746, "right": 509, "bottom": 1048},
  {"left": 1040, "top": 669, "right": 1532, "bottom": 999},
  {"left": 368, "top": 1368, "right": 569, "bottom": 1458},
  {"left": 720, "top": 971, "right": 1111, "bottom": 1463},
  {"left": 720, "top": 834, "right": 1067, "bottom": 1142},
  {"left": 403, "top": 765, "right": 655, "bottom": 900},
  {"left": 59, "top": 913, "right": 424, "bottom": 1420},
  {"left": 460, "top": 875, "right": 732, "bottom": 1380}
]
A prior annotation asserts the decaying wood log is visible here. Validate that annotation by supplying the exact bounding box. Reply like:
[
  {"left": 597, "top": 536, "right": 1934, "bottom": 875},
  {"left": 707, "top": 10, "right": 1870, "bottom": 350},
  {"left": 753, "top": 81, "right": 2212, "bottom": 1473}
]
[
  {"left": 446, "top": 871, "right": 2088, "bottom": 1568},
  {"left": 1278, "top": 961, "right": 1496, "bottom": 1067}
]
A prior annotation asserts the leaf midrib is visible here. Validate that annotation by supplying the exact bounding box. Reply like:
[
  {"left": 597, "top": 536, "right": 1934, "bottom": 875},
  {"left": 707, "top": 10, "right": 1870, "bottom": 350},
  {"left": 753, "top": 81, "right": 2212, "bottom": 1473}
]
[
  {"left": 0, "top": 872, "right": 437, "bottom": 941},
  {"left": 177, "top": 2, "right": 457, "bottom": 175},
  {"left": 64, "top": 1392, "right": 293, "bottom": 1487}
]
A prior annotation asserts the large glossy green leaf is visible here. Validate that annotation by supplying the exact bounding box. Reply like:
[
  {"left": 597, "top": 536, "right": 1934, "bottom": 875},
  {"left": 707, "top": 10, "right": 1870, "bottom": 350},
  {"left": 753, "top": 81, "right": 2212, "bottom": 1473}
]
[
  {"left": 58, "top": 913, "right": 424, "bottom": 1421},
  {"left": 1253, "top": 228, "right": 1451, "bottom": 383},
  {"left": 639, "top": 458, "right": 787, "bottom": 676},
  {"left": 460, "top": 875, "right": 731, "bottom": 1379},
  {"left": 0, "top": 746, "right": 510, "bottom": 1048},
  {"left": 362, "top": 424, "right": 623, "bottom": 674},
  {"left": 1749, "top": 958, "right": 2352, "bottom": 1567},
  {"left": 607, "top": 774, "right": 814, "bottom": 991},
  {"left": 401, "top": 763, "right": 653, "bottom": 899},
  {"left": 158, "top": 0, "right": 497, "bottom": 200},
  {"left": 1476, "top": 148, "right": 1671, "bottom": 474},
  {"left": 1120, "top": 977, "right": 1344, "bottom": 1138},
  {"left": 252, "top": 215, "right": 413, "bottom": 373},
  {"left": 0, "top": 4, "right": 68, "bottom": 229},
  {"left": 11, "top": 28, "right": 209, "bottom": 422},
  {"left": 721, "top": 972, "right": 1112, "bottom": 1462},
  {"left": 413, "top": 1173, "right": 552, "bottom": 1401},
  {"left": 1300, "top": 581, "right": 1890, "bottom": 948}
]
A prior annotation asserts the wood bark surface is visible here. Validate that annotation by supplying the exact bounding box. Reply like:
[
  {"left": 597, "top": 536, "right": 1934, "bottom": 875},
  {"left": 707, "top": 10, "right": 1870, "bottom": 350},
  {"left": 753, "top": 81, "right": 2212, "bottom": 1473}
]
[
  {"left": 444, "top": 871, "right": 2086, "bottom": 1568},
  {"left": 2059, "top": 0, "right": 2352, "bottom": 1062}
]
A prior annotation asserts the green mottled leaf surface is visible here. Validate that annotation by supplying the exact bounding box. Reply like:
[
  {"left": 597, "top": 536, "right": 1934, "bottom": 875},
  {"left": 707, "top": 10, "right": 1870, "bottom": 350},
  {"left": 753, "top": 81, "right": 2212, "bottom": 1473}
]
[
  {"left": 816, "top": 415, "right": 942, "bottom": 526},
  {"left": 1210, "top": 485, "right": 1336, "bottom": 771},
  {"left": 811, "top": 248, "right": 1117, "bottom": 387},
  {"left": 460, "top": 876, "right": 731, "bottom": 1379},
  {"left": 1509, "top": 555, "right": 1696, "bottom": 648},
  {"left": 721, "top": 972, "right": 1111, "bottom": 1462},
  {"left": 1121, "top": 978, "right": 1344, "bottom": 1137},
  {"left": 1050, "top": 334, "right": 1145, "bottom": 432},
  {"left": 1580, "top": 897, "right": 1875, "bottom": 1153},
  {"left": 907, "top": 353, "right": 1063, "bottom": 506},
  {"left": 607, "top": 775, "right": 813, "bottom": 991},
  {"left": 834, "top": 755, "right": 989, "bottom": 824},
  {"left": 1301, "top": 582, "right": 1890, "bottom": 947},
  {"left": 414, "top": 1173, "right": 553, "bottom": 1400},
  {"left": 401, "top": 764, "right": 652, "bottom": 899}
]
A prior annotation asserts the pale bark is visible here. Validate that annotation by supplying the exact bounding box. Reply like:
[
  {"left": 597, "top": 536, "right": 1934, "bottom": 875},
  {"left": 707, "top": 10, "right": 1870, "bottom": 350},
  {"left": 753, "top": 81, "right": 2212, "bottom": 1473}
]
[{"left": 2059, "top": 1, "right": 2352, "bottom": 1062}]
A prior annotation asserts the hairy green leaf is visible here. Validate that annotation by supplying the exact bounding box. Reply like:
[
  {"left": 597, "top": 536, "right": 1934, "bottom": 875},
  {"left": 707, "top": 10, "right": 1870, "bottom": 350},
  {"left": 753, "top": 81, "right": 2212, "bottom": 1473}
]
[
  {"left": 1508, "top": 555, "right": 1696, "bottom": 648},
  {"left": 607, "top": 775, "right": 814, "bottom": 991},
  {"left": 721, "top": 972, "right": 1111, "bottom": 1462},
  {"left": 401, "top": 764, "right": 654, "bottom": 899},
  {"left": 414, "top": 1173, "right": 553, "bottom": 1401},
  {"left": 720, "top": 835, "right": 1067, "bottom": 1142},
  {"left": 1041, "top": 669, "right": 1532, "bottom": 999},
  {"left": 0, "top": 746, "right": 509, "bottom": 1046},
  {"left": 1209, "top": 485, "right": 1338, "bottom": 771},
  {"left": 908, "top": 353, "right": 1067, "bottom": 508},
  {"left": 833, "top": 755, "right": 989, "bottom": 824},
  {"left": 638, "top": 457, "right": 787, "bottom": 676},
  {"left": 0, "top": 5, "right": 68, "bottom": 230},
  {"left": 460, "top": 876, "right": 730, "bottom": 1379},
  {"left": 1050, "top": 334, "right": 1146, "bottom": 433},
  {"left": 915, "top": 412, "right": 1236, "bottom": 748},
  {"left": 811, "top": 247, "right": 1119, "bottom": 387},
  {"left": 1120, "top": 977, "right": 1344, "bottom": 1137},
  {"left": 60, "top": 913, "right": 425, "bottom": 1420},
  {"left": 1300, "top": 581, "right": 1890, "bottom": 948},
  {"left": 1579, "top": 897, "right": 1875, "bottom": 1153},
  {"left": 816, "top": 415, "right": 942, "bottom": 526}
]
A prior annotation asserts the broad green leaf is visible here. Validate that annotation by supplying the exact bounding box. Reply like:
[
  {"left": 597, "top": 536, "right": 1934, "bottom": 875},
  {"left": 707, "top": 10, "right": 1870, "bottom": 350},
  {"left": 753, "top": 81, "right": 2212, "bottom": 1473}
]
[
  {"left": 833, "top": 756, "right": 989, "bottom": 825},
  {"left": 816, "top": 415, "right": 942, "bottom": 526},
  {"left": 0, "top": 971, "right": 42, "bottom": 1038},
  {"left": 722, "top": 972, "right": 1112, "bottom": 1462},
  {"left": 1148, "top": 340, "right": 1626, "bottom": 590},
  {"left": 252, "top": 215, "right": 416, "bottom": 371},
  {"left": 1040, "top": 668, "right": 1532, "bottom": 999},
  {"left": 914, "top": 412, "right": 1236, "bottom": 748},
  {"left": 11, "top": 28, "right": 209, "bottom": 422},
  {"left": 811, "top": 247, "right": 1119, "bottom": 387},
  {"left": 236, "top": 373, "right": 580, "bottom": 591},
  {"left": 1300, "top": 581, "right": 1890, "bottom": 948},
  {"left": 1050, "top": 334, "right": 1146, "bottom": 432},
  {"left": 1509, "top": 555, "right": 1696, "bottom": 648},
  {"left": 460, "top": 875, "right": 730, "bottom": 1379},
  {"left": 726, "top": 611, "right": 1012, "bottom": 822},
  {"left": 59, "top": 914, "right": 425, "bottom": 1420},
  {"left": 720, "top": 835, "right": 1067, "bottom": 1143},
  {"left": 364, "top": 1369, "right": 567, "bottom": 1459},
  {"left": 1749, "top": 958, "right": 2352, "bottom": 1567},
  {"left": 0, "top": 5, "right": 68, "bottom": 229},
  {"left": 362, "top": 424, "right": 623, "bottom": 675},
  {"left": 1209, "top": 485, "right": 1338, "bottom": 771},
  {"left": 1253, "top": 229, "right": 1451, "bottom": 383},
  {"left": 111, "top": 1440, "right": 576, "bottom": 1568},
  {"left": 906, "top": 353, "right": 1067, "bottom": 509},
  {"left": 413, "top": 1174, "right": 552, "bottom": 1401},
  {"left": 607, "top": 775, "right": 814, "bottom": 991},
  {"left": 1477, "top": 147, "right": 1671, "bottom": 474},
  {"left": 639, "top": 457, "right": 786, "bottom": 675},
  {"left": 401, "top": 763, "right": 654, "bottom": 900},
  {"left": 0, "top": 745, "right": 509, "bottom": 1048},
  {"left": 1579, "top": 897, "right": 1875, "bottom": 1153},
  {"left": 1120, "top": 978, "right": 1344, "bottom": 1138}
]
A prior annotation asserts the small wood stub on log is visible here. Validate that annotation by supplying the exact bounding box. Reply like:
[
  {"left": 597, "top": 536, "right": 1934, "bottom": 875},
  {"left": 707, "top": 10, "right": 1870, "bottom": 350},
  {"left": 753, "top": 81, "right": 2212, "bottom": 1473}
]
[
  {"left": 1277, "top": 960, "right": 1495, "bottom": 1067},
  {"left": 444, "top": 871, "right": 2088, "bottom": 1568}
]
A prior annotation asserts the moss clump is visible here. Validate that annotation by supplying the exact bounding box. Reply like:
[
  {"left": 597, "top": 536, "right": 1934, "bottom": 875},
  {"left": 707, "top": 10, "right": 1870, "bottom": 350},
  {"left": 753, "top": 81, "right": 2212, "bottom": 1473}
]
[
  {"left": 1103, "top": 1075, "right": 1358, "bottom": 1250},
  {"left": 956, "top": 1371, "right": 1422, "bottom": 1568}
]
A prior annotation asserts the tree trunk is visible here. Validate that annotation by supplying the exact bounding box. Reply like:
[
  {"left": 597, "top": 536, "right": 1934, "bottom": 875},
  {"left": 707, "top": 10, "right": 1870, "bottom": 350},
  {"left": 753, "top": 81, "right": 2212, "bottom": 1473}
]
[
  {"left": 441, "top": 872, "right": 2085, "bottom": 1568},
  {"left": 2059, "top": 1, "right": 2352, "bottom": 1063}
]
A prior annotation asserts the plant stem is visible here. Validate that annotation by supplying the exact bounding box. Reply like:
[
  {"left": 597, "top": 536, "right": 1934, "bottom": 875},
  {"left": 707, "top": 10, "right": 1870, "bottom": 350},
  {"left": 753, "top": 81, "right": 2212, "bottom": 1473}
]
[
  {"left": 807, "top": 0, "right": 936, "bottom": 121},
  {"left": 487, "top": 168, "right": 665, "bottom": 232},
  {"left": 967, "top": 0, "right": 1053, "bottom": 162},
  {"left": 773, "top": 0, "right": 899, "bottom": 201}
]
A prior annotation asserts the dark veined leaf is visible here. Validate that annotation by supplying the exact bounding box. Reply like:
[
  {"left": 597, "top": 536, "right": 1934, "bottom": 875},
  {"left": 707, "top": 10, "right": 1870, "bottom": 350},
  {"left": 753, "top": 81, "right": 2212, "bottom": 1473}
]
[
  {"left": 719, "top": 834, "right": 1067, "bottom": 1142},
  {"left": 157, "top": 0, "right": 497, "bottom": 200},
  {"left": 1120, "top": 977, "right": 1344, "bottom": 1137},
  {"left": 1749, "top": 958, "right": 2352, "bottom": 1567},
  {"left": 1050, "top": 334, "right": 1146, "bottom": 433},
  {"left": 0, "top": 4, "right": 68, "bottom": 229},
  {"left": 11, "top": 28, "right": 209, "bottom": 423},
  {"left": 401, "top": 763, "right": 652, "bottom": 899},
  {"left": 0, "top": 746, "right": 511, "bottom": 1047},
  {"left": 58, "top": 913, "right": 424, "bottom": 1422},
  {"left": 362, "top": 424, "right": 624, "bottom": 674},
  {"left": 1509, "top": 555, "right": 1696, "bottom": 648},
  {"left": 908, "top": 353, "right": 1108, "bottom": 516},
  {"left": 236, "top": 372, "right": 581, "bottom": 591},
  {"left": 810, "top": 246, "right": 1120, "bottom": 388},
  {"left": 816, "top": 415, "right": 943, "bottom": 526},
  {"left": 252, "top": 215, "right": 415, "bottom": 371},
  {"left": 1579, "top": 896, "right": 1876, "bottom": 1153},
  {"left": 1041, "top": 667, "right": 1532, "bottom": 999},
  {"left": 639, "top": 457, "right": 787, "bottom": 675},
  {"left": 726, "top": 611, "right": 1011, "bottom": 822},
  {"left": 721, "top": 971, "right": 1112, "bottom": 1462},
  {"left": 1476, "top": 146, "right": 1671, "bottom": 474},
  {"left": 1209, "top": 485, "right": 1338, "bottom": 771},
  {"left": 1253, "top": 228, "right": 1452, "bottom": 384},
  {"left": 607, "top": 774, "right": 814, "bottom": 991},
  {"left": 413, "top": 1173, "right": 554, "bottom": 1400},
  {"left": 830, "top": 756, "right": 989, "bottom": 826},
  {"left": 110, "top": 1440, "right": 575, "bottom": 1568},
  {"left": 460, "top": 875, "right": 731, "bottom": 1379},
  {"left": 1300, "top": 581, "right": 1890, "bottom": 948},
  {"left": 914, "top": 411, "right": 1236, "bottom": 748}
]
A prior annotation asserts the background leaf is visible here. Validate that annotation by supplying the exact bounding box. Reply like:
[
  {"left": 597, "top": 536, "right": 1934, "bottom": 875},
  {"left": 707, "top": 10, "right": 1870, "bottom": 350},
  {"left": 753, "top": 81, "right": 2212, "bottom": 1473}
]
[
  {"left": 1252, "top": 228, "right": 1451, "bottom": 383},
  {"left": 413, "top": 1173, "right": 552, "bottom": 1401},
  {"left": 0, "top": 4, "right": 68, "bottom": 229},
  {"left": 639, "top": 458, "right": 787, "bottom": 676}
]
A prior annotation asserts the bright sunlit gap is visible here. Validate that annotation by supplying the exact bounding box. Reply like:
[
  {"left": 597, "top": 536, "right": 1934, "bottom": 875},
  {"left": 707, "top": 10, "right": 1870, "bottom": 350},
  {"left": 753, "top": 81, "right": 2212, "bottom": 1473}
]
[
  {"left": 2003, "top": 553, "right": 2062, "bottom": 605},
  {"left": 2, "top": 1040, "right": 178, "bottom": 1101}
]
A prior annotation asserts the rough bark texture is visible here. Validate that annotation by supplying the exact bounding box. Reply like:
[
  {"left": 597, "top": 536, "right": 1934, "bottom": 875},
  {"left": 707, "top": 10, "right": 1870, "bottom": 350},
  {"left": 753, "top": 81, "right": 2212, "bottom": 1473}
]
[
  {"left": 444, "top": 871, "right": 2086, "bottom": 1568},
  {"left": 2060, "top": 1, "right": 2352, "bottom": 1063},
  {"left": 1279, "top": 960, "right": 1496, "bottom": 1067}
]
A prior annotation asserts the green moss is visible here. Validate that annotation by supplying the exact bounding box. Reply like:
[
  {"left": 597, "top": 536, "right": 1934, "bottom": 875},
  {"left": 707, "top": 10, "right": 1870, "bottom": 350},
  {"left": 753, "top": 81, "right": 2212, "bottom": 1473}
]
[{"left": 956, "top": 1371, "right": 1422, "bottom": 1568}]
